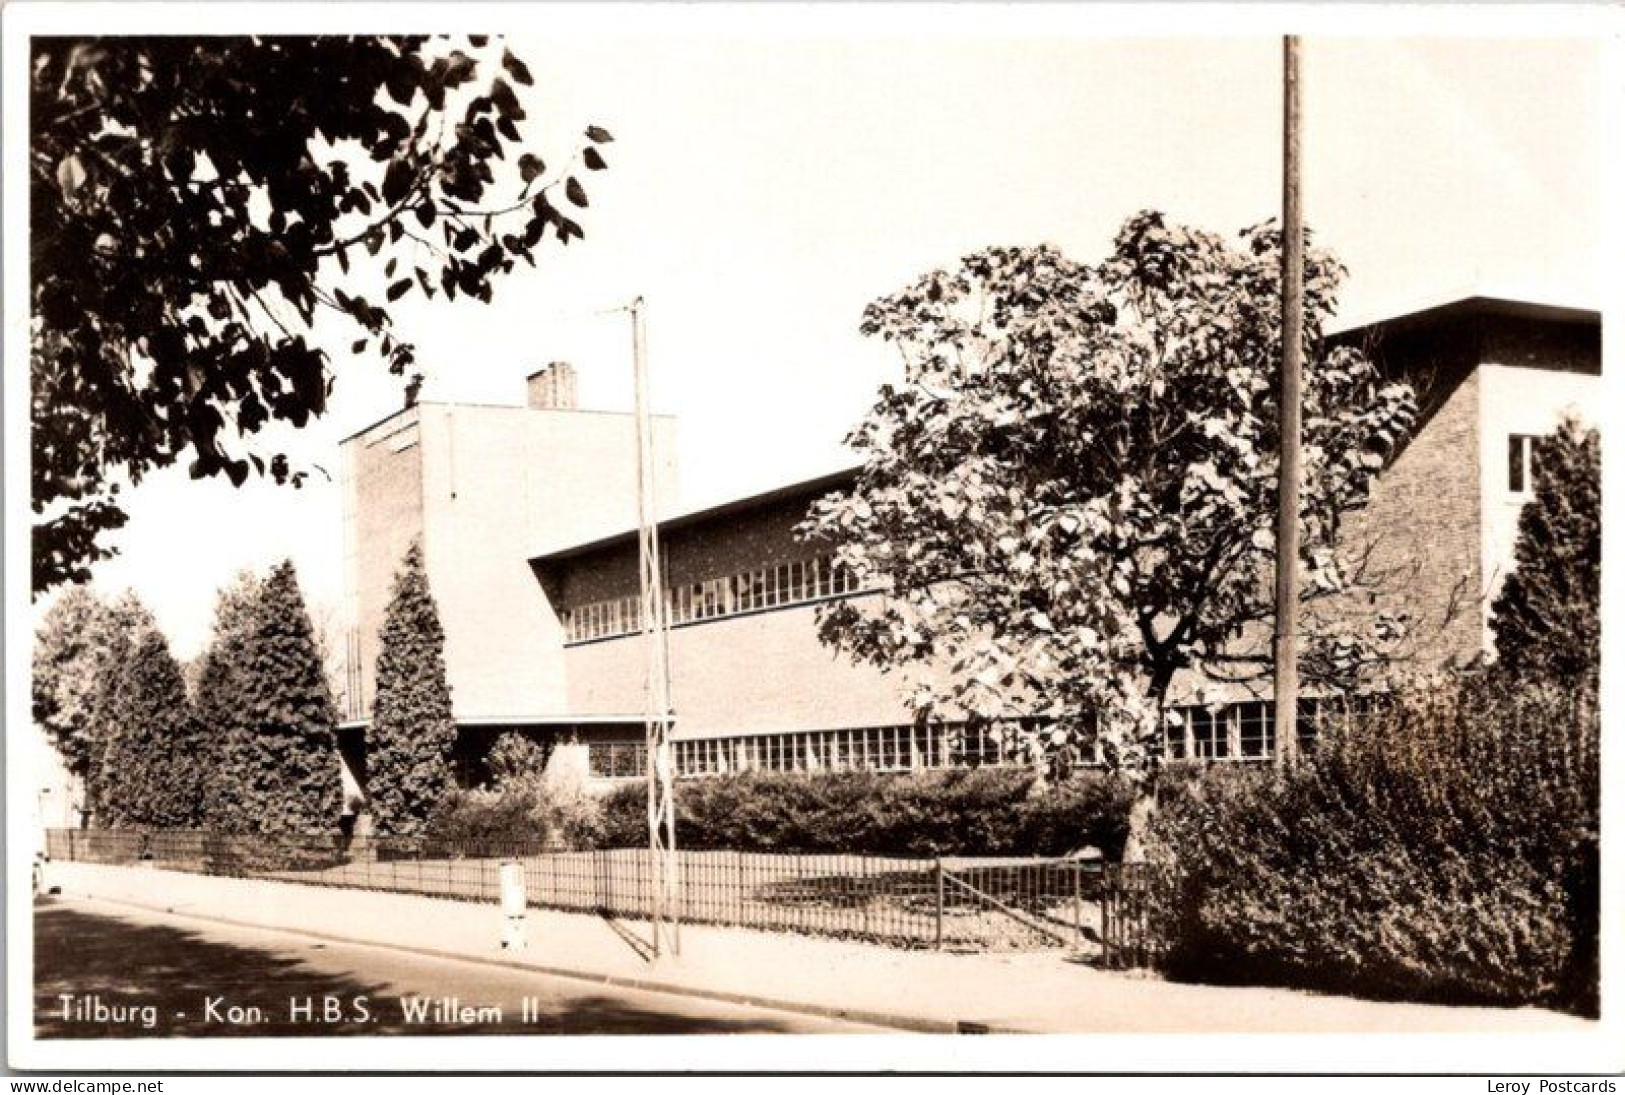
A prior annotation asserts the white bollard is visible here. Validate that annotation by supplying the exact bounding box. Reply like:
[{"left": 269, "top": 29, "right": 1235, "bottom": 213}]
[{"left": 499, "top": 861, "right": 527, "bottom": 951}]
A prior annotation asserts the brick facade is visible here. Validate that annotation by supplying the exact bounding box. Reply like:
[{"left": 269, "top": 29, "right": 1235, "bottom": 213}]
[
  {"left": 341, "top": 410, "right": 426, "bottom": 720},
  {"left": 1336, "top": 351, "right": 1486, "bottom": 673},
  {"left": 545, "top": 486, "right": 922, "bottom": 738},
  {"left": 340, "top": 297, "right": 1600, "bottom": 788}
]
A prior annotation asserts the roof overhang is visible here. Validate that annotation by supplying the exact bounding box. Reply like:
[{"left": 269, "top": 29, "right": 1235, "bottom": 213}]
[
  {"left": 1329, "top": 293, "right": 1599, "bottom": 341},
  {"left": 337, "top": 714, "right": 670, "bottom": 732}
]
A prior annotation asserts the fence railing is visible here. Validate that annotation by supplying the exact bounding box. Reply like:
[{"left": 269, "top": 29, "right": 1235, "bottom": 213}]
[
  {"left": 43, "top": 829, "right": 1159, "bottom": 965},
  {"left": 1099, "top": 863, "right": 1161, "bottom": 970}
]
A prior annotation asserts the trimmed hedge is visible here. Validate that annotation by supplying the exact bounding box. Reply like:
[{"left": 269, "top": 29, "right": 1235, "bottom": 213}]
[
  {"left": 426, "top": 779, "right": 603, "bottom": 849},
  {"left": 596, "top": 766, "right": 1133, "bottom": 858},
  {"left": 1144, "top": 675, "right": 1599, "bottom": 1015}
]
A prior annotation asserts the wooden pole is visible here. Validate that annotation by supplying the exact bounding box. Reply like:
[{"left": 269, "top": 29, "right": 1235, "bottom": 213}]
[{"left": 1274, "top": 36, "right": 1304, "bottom": 767}]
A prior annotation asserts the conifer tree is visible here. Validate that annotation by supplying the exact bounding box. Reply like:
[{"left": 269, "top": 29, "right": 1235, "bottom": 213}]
[
  {"left": 368, "top": 543, "right": 458, "bottom": 835},
  {"left": 97, "top": 626, "right": 206, "bottom": 827},
  {"left": 193, "top": 571, "right": 265, "bottom": 829},
  {"left": 78, "top": 592, "right": 159, "bottom": 822},
  {"left": 226, "top": 560, "right": 343, "bottom": 833},
  {"left": 1490, "top": 417, "right": 1601, "bottom": 682}
]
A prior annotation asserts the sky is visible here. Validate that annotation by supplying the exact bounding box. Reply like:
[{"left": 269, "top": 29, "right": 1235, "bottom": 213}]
[{"left": 52, "top": 30, "right": 1605, "bottom": 661}]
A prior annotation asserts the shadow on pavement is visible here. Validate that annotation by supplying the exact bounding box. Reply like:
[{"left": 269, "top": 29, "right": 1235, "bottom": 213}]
[{"left": 34, "top": 899, "right": 826, "bottom": 1037}]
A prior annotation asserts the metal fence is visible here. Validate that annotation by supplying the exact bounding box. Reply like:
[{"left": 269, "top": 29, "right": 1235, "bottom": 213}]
[
  {"left": 43, "top": 829, "right": 1158, "bottom": 964},
  {"left": 1099, "top": 863, "right": 1161, "bottom": 970}
]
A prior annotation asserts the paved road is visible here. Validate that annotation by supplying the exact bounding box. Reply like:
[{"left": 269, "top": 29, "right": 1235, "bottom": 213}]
[{"left": 34, "top": 897, "right": 879, "bottom": 1037}]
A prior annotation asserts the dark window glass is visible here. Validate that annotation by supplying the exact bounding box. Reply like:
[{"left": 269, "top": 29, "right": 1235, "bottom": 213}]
[{"left": 1509, "top": 434, "right": 1532, "bottom": 493}]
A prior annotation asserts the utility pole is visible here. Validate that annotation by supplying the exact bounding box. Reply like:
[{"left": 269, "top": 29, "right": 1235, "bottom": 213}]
[
  {"left": 631, "top": 296, "right": 679, "bottom": 956},
  {"left": 1274, "top": 36, "right": 1304, "bottom": 768}
]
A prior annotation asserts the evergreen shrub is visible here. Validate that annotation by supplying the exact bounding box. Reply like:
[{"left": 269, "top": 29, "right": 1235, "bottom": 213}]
[
  {"left": 97, "top": 626, "right": 207, "bottom": 828},
  {"left": 367, "top": 543, "right": 458, "bottom": 836},
  {"left": 1144, "top": 675, "right": 1599, "bottom": 1014},
  {"left": 216, "top": 560, "right": 343, "bottom": 833}
]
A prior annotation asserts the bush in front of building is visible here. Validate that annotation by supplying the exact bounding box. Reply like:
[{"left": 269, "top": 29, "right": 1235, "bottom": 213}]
[
  {"left": 484, "top": 731, "right": 553, "bottom": 787},
  {"left": 1143, "top": 674, "right": 1599, "bottom": 1015},
  {"left": 423, "top": 787, "right": 562, "bottom": 848},
  {"left": 594, "top": 766, "right": 1134, "bottom": 858},
  {"left": 425, "top": 735, "right": 600, "bottom": 849},
  {"left": 425, "top": 782, "right": 605, "bottom": 849}
]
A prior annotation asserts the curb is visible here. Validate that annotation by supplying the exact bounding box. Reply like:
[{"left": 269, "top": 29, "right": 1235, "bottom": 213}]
[{"left": 48, "top": 888, "right": 988, "bottom": 1036}]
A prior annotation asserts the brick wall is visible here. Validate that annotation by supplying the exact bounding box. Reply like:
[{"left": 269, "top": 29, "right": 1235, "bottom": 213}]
[
  {"left": 343, "top": 410, "right": 426, "bottom": 719},
  {"left": 1337, "top": 362, "right": 1485, "bottom": 672},
  {"left": 550, "top": 486, "right": 923, "bottom": 737},
  {"left": 1329, "top": 309, "right": 1601, "bottom": 673}
]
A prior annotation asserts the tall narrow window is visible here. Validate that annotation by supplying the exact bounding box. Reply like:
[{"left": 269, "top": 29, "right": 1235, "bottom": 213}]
[{"left": 1509, "top": 433, "right": 1537, "bottom": 494}]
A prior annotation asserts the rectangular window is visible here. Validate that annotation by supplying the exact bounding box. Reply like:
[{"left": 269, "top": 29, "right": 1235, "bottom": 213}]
[
  {"left": 1509, "top": 433, "right": 1536, "bottom": 493},
  {"left": 1296, "top": 698, "right": 1320, "bottom": 754},
  {"left": 880, "top": 726, "right": 908, "bottom": 771},
  {"left": 1237, "top": 702, "right": 1273, "bottom": 759},
  {"left": 588, "top": 741, "right": 648, "bottom": 779},
  {"left": 1192, "top": 707, "right": 1227, "bottom": 760},
  {"left": 563, "top": 552, "right": 868, "bottom": 645},
  {"left": 1164, "top": 713, "right": 1189, "bottom": 760}
]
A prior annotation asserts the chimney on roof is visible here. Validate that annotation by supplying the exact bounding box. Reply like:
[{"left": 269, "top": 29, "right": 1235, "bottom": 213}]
[{"left": 526, "top": 362, "right": 578, "bottom": 410}]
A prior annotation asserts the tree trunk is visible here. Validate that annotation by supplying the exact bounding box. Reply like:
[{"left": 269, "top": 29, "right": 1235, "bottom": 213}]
[
  {"left": 1122, "top": 666, "right": 1175, "bottom": 863},
  {"left": 1122, "top": 791, "right": 1157, "bottom": 863}
]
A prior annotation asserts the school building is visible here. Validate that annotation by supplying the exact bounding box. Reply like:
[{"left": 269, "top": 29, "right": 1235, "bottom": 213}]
[{"left": 334, "top": 295, "right": 1600, "bottom": 794}]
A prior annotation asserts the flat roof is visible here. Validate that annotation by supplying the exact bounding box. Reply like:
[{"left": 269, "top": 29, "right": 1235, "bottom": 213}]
[
  {"left": 1329, "top": 293, "right": 1599, "bottom": 340},
  {"left": 527, "top": 294, "right": 1597, "bottom": 566},
  {"left": 338, "top": 713, "right": 668, "bottom": 731},
  {"left": 339, "top": 400, "right": 672, "bottom": 446},
  {"left": 530, "top": 466, "right": 860, "bottom": 565}
]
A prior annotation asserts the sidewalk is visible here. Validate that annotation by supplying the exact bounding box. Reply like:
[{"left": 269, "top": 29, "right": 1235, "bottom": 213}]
[{"left": 45, "top": 860, "right": 1589, "bottom": 1035}]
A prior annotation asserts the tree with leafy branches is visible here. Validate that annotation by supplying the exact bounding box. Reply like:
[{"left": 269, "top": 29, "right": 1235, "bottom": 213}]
[
  {"left": 367, "top": 543, "right": 458, "bottom": 836},
  {"left": 32, "top": 36, "right": 613, "bottom": 593},
  {"left": 34, "top": 589, "right": 157, "bottom": 822},
  {"left": 97, "top": 625, "right": 207, "bottom": 828},
  {"left": 800, "top": 212, "right": 1418, "bottom": 800},
  {"left": 215, "top": 559, "right": 343, "bottom": 833},
  {"left": 33, "top": 586, "right": 113, "bottom": 790},
  {"left": 1489, "top": 416, "right": 1600, "bottom": 684}
]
